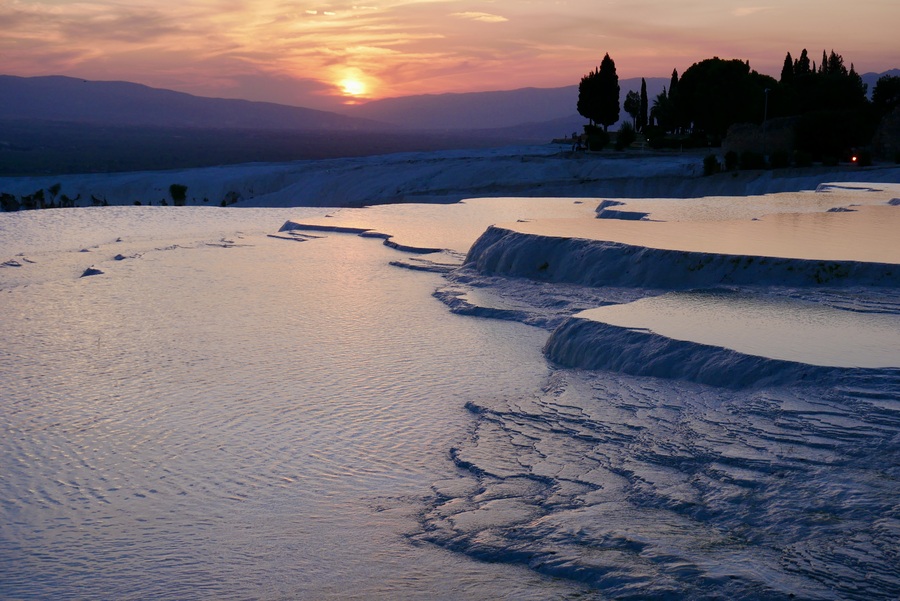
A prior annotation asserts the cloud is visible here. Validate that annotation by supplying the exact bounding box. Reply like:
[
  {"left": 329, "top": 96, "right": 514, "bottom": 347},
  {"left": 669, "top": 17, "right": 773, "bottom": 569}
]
[
  {"left": 4, "top": 0, "right": 897, "bottom": 112},
  {"left": 732, "top": 6, "right": 772, "bottom": 17},
  {"left": 452, "top": 12, "right": 508, "bottom": 23},
  {"left": 58, "top": 10, "right": 185, "bottom": 43}
]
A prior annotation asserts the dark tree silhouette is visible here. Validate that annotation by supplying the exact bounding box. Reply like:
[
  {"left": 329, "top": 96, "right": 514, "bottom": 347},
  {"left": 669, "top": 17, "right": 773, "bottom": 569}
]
[
  {"left": 872, "top": 75, "right": 900, "bottom": 118},
  {"left": 169, "top": 183, "right": 188, "bottom": 206},
  {"left": 48, "top": 183, "right": 61, "bottom": 204},
  {"left": 651, "top": 87, "right": 674, "bottom": 133},
  {"left": 794, "top": 50, "right": 868, "bottom": 113},
  {"left": 794, "top": 49, "right": 812, "bottom": 77},
  {"left": 577, "top": 68, "right": 600, "bottom": 126},
  {"left": 780, "top": 52, "right": 794, "bottom": 85},
  {"left": 577, "top": 53, "right": 620, "bottom": 130},
  {"left": 677, "top": 57, "right": 776, "bottom": 139},
  {"left": 624, "top": 90, "right": 641, "bottom": 129},
  {"left": 776, "top": 49, "right": 872, "bottom": 159},
  {"left": 639, "top": 78, "right": 648, "bottom": 132},
  {"left": 596, "top": 54, "right": 621, "bottom": 130}
]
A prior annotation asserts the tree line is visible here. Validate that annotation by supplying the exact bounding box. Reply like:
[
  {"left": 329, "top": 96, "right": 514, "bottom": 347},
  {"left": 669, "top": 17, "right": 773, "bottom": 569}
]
[
  {"left": 577, "top": 50, "right": 900, "bottom": 162},
  {"left": 0, "top": 183, "right": 245, "bottom": 212}
]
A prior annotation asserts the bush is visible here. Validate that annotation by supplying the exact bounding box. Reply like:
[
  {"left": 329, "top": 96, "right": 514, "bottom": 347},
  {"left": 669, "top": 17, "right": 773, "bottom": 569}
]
[
  {"left": 794, "top": 109, "right": 875, "bottom": 162},
  {"left": 222, "top": 190, "right": 242, "bottom": 206},
  {"left": 724, "top": 150, "right": 739, "bottom": 171},
  {"left": 703, "top": 154, "right": 720, "bottom": 176},
  {"left": 855, "top": 149, "right": 873, "bottom": 166},
  {"left": 740, "top": 150, "right": 767, "bottom": 170},
  {"left": 648, "top": 136, "right": 682, "bottom": 150},
  {"left": 1, "top": 192, "right": 19, "bottom": 212},
  {"left": 770, "top": 150, "right": 791, "bottom": 169},
  {"left": 643, "top": 125, "right": 665, "bottom": 145},
  {"left": 169, "top": 183, "right": 188, "bottom": 206},
  {"left": 688, "top": 130, "right": 714, "bottom": 148},
  {"left": 583, "top": 125, "right": 609, "bottom": 151},
  {"left": 794, "top": 150, "right": 813, "bottom": 167},
  {"left": 615, "top": 122, "right": 637, "bottom": 150}
]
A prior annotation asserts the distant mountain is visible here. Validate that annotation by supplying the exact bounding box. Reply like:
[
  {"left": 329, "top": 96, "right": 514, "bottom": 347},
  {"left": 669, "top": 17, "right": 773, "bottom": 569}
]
[
  {"left": 347, "top": 86, "right": 579, "bottom": 130},
  {"left": 345, "top": 70, "right": 900, "bottom": 132},
  {"left": 862, "top": 69, "right": 900, "bottom": 97},
  {"left": 345, "top": 78, "right": 668, "bottom": 131},
  {"left": 5, "top": 71, "right": 896, "bottom": 136},
  {"left": 0, "top": 75, "right": 390, "bottom": 131}
]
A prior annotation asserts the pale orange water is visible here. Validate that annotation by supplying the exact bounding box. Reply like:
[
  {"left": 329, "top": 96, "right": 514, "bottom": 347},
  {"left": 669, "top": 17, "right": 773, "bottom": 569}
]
[{"left": 506, "top": 204, "right": 900, "bottom": 263}]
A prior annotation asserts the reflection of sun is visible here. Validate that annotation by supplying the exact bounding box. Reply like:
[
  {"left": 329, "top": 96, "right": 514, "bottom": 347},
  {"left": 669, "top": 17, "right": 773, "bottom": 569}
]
[{"left": 340, "top": 78, "right": 367, "bottom": 97}]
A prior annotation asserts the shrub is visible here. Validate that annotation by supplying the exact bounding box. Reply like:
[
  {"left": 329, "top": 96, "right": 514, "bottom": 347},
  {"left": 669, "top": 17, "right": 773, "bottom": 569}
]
[
  {"left": 794, "top": 109, "right": 875, "bottom": 162},
  {"left": 740, "top": 150, "right": 767, "bottom": 170},
  {"left": 643, "top": 125, "right": 665, "bottom": 147},
  {"left": 703, "top": 154, "right": 720, "bottom": 176},
  {"left": 222, "top": 190, "right": 242, "bottom": 206},
  {"left": 724, "top": 150, "right": 739, "bottom": 171},
  {"left": 770, "top": 150, "right": 791, "bottom": 169},
  {"left": 48, "top": 183, "right": 61, "bottom": 204},
  {"left": 855, "top": 149, "right": 873, "bottom": 166},
  {"left": 688, "top": 130, "right": 713, "bottom": 148},
  {"left": 1, "top": 192, "right": 19, "bottom": 212},
  {"left": 794, "top": 150, "right": 813, "bottom": 167},
  {"left": 583, "top": 124, "right": 609, "bottom": 151},
  {"left": 615, "top": 122, "right": 637, "bottom": 150},
  {"left": 169, "top": 183, "right": 188, "bottom": 206}
]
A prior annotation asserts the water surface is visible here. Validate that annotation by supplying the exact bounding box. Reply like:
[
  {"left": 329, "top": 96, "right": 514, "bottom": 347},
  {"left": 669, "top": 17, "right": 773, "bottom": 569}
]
[{"left": 1, "top": 210, "right": 585, "bottom": 599}]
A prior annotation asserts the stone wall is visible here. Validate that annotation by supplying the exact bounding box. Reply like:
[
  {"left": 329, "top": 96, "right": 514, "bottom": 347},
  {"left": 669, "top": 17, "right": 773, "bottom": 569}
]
[
  {"left": 721, "top": 117, "right": 796, "bottom": 157},
  {"left": 872, "top": 107, "right": 900, "bottom": 160}
]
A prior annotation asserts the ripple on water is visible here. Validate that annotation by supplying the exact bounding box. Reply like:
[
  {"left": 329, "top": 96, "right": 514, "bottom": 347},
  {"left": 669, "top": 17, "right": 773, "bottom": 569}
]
[
  {"left": 419, "top": 368, "right": 900, "bottom": 599},
  {"left": 1, "top": 228, "right": 587, "bottom": 600}
]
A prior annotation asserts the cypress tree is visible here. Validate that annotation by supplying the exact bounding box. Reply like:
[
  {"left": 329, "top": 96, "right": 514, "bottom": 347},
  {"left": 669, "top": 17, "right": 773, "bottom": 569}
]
[
  {"left": 780, "top": 52, "right": 794, "bottom": 84},
  {"left": 668, "top": 68, "right": 681, "bottom": 132},
  {"left": 577, "top": 66, "right": 600, "bottom": 126},
  {"left": 624, "top": 91, "right": 641, "bottom": 129},
  {"left": 795, "top": 49, "right": 811, "bottom": 76},
  {"left": 668, "top": 68, "right": 679, "bottom": 101},
  {"left": 639, "top": 78, "right": 648, "bottom": 132},
  {"left": 596, "top": 53, "right": 620, "bottom": 131}
]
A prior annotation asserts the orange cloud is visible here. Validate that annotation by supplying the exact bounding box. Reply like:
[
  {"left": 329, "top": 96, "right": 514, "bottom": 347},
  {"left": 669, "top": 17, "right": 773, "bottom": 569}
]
[
  {"left": 2, "top": 0, "right": 897, "bottom": 111},
  {"left": 452, "top": 12, "right": 509, "bottom": 23},
  {"left": 732, "top": 6, "right": 772, "bottom": 17}
]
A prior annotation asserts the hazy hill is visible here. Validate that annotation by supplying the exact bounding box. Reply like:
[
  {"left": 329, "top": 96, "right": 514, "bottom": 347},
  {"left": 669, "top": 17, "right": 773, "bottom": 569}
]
[
  {"left": 863, "top": 70, "right": 900, "bottom": 96},
  {"left": 0, "top": 75, "right": 389, "bottom": 131},
  {"left": 3, "top": 71, "right": 895, "bottom": 175},
  {"left": 348, "top": 86, "right": 580, "bottom": 130},
  {"left": 4, "top": 71, "right": 895, "bottom": 135},
  {"left": 345, "top": 70, "right": 899, "bottom": 132},
  {"left": 0, "top": 75, "right": 507, "bottom": 174},
  {"left": 346, "top": 78, "right": 668, "bottom": 131}
]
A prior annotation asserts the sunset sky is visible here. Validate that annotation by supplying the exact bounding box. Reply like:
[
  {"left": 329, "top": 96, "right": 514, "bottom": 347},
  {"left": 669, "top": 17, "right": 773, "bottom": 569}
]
[{"left": 3, "top": 0, "right": 898, "bottom": 111}]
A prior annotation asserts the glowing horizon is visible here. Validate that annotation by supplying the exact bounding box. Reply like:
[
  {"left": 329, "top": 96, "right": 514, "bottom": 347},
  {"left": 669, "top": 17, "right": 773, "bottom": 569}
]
[{"left": 3, "top": 1, "right": 898, "bottom": 111}]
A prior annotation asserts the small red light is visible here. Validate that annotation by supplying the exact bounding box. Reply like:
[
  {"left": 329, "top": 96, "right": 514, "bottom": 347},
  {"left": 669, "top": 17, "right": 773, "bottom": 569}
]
[{"left": 852, "top": 156, "right": 858, "bottom": 162}]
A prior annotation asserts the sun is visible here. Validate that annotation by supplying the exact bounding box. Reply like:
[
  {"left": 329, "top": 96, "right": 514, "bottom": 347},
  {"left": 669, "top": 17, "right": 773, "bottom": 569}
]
[{"left": 340, "top": 78, "right": 367, "bottom": 97}]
